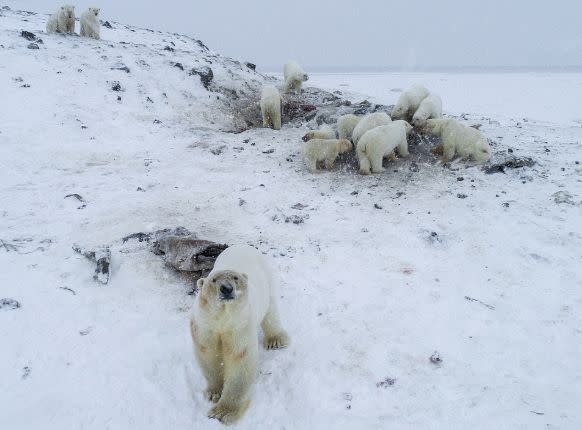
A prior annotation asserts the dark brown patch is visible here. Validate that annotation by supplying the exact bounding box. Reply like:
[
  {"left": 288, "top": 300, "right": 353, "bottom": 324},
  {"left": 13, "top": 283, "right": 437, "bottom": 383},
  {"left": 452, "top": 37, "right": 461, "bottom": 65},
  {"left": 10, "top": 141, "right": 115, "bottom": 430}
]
[
  {"left": 431, "top": 144, "right": 444, "bottom": 156},
  {"left": 233, "top": 348, "right": 247, "bottom": 362}
]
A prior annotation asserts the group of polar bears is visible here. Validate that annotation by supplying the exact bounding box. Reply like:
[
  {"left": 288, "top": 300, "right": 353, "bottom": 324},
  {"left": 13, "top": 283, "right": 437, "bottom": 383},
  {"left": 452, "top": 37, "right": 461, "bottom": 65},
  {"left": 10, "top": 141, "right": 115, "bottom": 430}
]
[
  {"left": 46, "top": 5, "right": 101, "bottom": 39},
  {"left": 303, "top": 84, "right": 491, "bottom": 174},
  {"left": 260, "top": 63, "right": 492, "bottom": 174}
]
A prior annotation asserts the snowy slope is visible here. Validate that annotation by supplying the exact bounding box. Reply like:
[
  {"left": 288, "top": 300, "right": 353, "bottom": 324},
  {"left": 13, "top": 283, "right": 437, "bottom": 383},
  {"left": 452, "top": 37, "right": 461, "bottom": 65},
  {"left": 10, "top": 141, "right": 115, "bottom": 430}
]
[{"left": 1, "top": 4, "right": 582, "bottom": 430}]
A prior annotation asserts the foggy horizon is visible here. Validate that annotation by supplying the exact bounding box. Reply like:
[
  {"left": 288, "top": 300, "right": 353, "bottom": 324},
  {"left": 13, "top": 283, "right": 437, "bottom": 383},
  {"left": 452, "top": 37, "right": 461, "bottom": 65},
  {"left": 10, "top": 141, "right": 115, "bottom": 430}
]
[{"left": 9, "top": 0, "right": 582, "bottom": 72}]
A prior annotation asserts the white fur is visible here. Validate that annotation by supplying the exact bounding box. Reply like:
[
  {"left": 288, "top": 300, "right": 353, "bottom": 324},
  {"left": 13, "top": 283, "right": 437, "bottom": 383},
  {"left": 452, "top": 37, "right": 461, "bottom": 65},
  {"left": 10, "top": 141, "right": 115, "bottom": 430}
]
[
  {"left": 260, "top": 85, "right": 282, "bottom": 130},
  {"left": 424, "top": 118, "right": 491, "bottom": 163},
  {"left": 191, "top": 245, "right": 289, "bottom": 425},
  {"left": 391, "top": 85, "right": 430, "bottom": 121},
  {"left": 412, "top": 93, "right": 442, "bottom": 127},
  {"left": 337, "top": 114, "right": 361, "bottom": 141},
  {"left": 357, "top": 120, "right": 412, "bottom": 175},
  {"left": 351, "top": 112, "right": 392, "bottom": 145},
  {"left": 302, "top": 124, "right": 335, "bottom": 142},
  {"left": 46, "top": 5, "right": 75, "bottom": 34},
  {"left": 303, "top": 138, "right": 352, "bottom": 172},
  {"left": 283, "top": 61, "right": 308, "bottom": 94},
  {"left": 80, "top": 8, "right": 101, "bottom": 39}
]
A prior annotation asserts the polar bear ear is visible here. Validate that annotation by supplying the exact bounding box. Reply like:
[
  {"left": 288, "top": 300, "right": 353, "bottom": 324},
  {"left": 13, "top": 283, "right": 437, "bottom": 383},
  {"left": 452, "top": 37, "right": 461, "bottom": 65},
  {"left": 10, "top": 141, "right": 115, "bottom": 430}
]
[{"left": 196, "top": 277, "right": 206, "bottom": 290}]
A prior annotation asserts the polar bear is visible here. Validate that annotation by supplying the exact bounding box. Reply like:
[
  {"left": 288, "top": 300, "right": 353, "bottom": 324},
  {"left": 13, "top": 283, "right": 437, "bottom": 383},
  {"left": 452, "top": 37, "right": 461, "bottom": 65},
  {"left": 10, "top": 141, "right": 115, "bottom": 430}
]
[
  {"left": 46, "top": 5, "right": 76, "bottom": 34},
  {"left": 190, "top": 244, "right": 289, "bottom": 425},
  {"left": 80, "top": 8, "right": 101, "bottom": 39},
  {"left": 337, "top": 114, "right": 361, "bottom": 141},
  {"left": 303, "top": 138, "right": 352, "bottom": 172},
  {"left": 260, "top": 85, "right": 282, "bottom": 130},
  {"left": 357, "top": 120, "right": 412, "bottom": 175},
  {"left": 391, "top": 85, "right": 430, "bottom": 121},
  {"left": 302, "top": 124, "right": 336, "bottom": 142},
  {"left": 411, "top": 93, "right": 442, "bottom": 127},
  {"left": 423, "top": 118, "right": 491, "bottom": 163},
  {"left": 283, "top": 61, "right": 308, "bottom": 94},
  {"left": 351, "top": 112, "right": 392, "bottom": 145}
]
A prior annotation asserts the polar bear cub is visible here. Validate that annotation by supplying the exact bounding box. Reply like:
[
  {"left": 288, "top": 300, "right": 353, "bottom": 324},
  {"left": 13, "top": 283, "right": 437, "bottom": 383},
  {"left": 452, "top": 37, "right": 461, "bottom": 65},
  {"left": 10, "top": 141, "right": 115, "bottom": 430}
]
[
  {"left": 357, "top": 120, "right": 412, "bottom": 175},
  {"left": 303, "top": 138, "right": 352, "bottom": 172},
  {"left": 337, "top": 114, "right": 361, "bottom": 141},
  {"left": 412, "top": 93, "right": 442, "bottom": 127},
  {"left": 283, "top": 61, "right": 309, "bottom": 94},
  {"left": 302, "top": 125, "right": 336, "bottom": 142},
  {"left": 351, "top": 112, "right": 392, "bottom": 145},
  {"left": 391, "top": 85, "right": 430, "bottom": 121},
  {"left": 80, "top": 8, "right": 101, "bottom": 39},
  {"left": 424, "top": 118, "right": 491, "bottom": 163},
  {"left": 191, "top": 244, "right": 289, "bottom": 425},
  {"left": 46, "top": 5, "right": 76, "bottom": 34},
  {"left": 260, "top": 85, "right": 282, "bottom": 130}
]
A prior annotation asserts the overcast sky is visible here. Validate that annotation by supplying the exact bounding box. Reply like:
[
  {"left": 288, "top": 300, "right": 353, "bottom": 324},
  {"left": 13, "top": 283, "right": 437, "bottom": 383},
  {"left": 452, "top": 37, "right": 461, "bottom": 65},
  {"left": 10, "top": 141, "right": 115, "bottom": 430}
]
[{"left": 13, "top": 0, "right": 582, "bottom": 71}]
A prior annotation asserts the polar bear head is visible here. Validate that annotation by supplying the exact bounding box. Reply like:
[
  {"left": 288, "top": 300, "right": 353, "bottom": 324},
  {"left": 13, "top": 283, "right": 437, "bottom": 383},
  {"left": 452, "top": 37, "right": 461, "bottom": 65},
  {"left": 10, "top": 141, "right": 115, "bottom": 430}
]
[
  {"left": 61, "top": 5, "right": 75, "bottom": 19},
  {"left": 338, "top": 139, "right": 353, "bottom": 153},
  {"left": 89, "top": 7, "right": 100, "bottom": 16},
  {"left": 391, "top": 104, "right": 406, "bottom": 121},
  {"left": 196, "top": 270, "right": 250, "bottom": 315}
]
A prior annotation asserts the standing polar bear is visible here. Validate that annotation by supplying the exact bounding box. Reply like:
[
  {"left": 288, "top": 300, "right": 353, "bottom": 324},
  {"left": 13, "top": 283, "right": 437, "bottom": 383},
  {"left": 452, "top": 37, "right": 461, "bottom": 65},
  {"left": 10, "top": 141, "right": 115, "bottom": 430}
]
[
  {"left": 412, "top": 93, "right": 442, "bottom": 127},
  {"left": 80, "top": 8, "right": 101, "bottom": 39},
  {"left": 190, "top": 244, "right": 289, "bottom": 425},
  {"left": 303, "top": 138, "right": 352, "bottom": 172},
  {"left": 283, "top": 61, "right": 309, "bottom": 94},
  {"left": 337, "top": 114, "right": 361, "bottom": 141},
  {"left": 302, "top": 124, "right": 336, "bottom": 142},
  {"left": 46, "top": 5, "right": 76, "bottom": 34},
  {"left": 391, "top": 85, "right": 430, "bottom": 121},
  {"left": 260, "top": 85, "right": 282, "bottom": 130},
  {"left": 351, "top": 112, "right": 392, "bottom": 145},
  {"left": 423, "top": 118, "right": 491, "bottom": 163},
  {"left": 357, "top": 120, "right": 412, "bottom": 175}
]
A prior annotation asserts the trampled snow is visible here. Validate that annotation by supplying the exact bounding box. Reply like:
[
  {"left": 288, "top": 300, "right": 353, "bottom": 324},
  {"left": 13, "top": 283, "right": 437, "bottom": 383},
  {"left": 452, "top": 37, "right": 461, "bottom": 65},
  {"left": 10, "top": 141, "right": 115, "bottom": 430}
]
[{"left": 1, "top": 4, "right": 581, "bottom": 430}]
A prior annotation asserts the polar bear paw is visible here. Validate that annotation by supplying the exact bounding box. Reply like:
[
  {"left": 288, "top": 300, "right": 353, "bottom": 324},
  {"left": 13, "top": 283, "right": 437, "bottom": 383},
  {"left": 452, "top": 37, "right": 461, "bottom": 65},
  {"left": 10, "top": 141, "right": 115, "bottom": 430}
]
[
  {"left": 204, "top": 388, "right": 222, "bottom": 403},
  {"left": 263, "top": 330, "right": 290, "bottom": 350},
  {"left": 208, "top": 402, "right": 246, "bottom": 425}
]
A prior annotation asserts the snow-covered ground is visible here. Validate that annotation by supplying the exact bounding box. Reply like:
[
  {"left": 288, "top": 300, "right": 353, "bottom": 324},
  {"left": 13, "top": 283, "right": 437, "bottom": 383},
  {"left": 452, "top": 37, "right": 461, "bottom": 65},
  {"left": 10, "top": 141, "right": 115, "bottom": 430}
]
[{"left": 1, "top": 5, "right": 582, "bottom": 430}]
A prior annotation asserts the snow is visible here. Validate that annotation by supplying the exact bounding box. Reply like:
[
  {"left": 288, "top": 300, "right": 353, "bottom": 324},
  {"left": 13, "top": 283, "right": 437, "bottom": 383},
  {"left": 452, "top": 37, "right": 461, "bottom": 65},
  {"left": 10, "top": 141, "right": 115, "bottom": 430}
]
[{"left": 1, "top": 4, "right": 582, "bottom": 430}]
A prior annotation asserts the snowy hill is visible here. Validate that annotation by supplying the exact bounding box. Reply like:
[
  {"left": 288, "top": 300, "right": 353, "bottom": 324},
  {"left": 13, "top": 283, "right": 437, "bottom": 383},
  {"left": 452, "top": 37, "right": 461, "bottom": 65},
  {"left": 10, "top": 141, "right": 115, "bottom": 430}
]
[{"left": 1, "top": 4, "right": 582, "bottom": 430}]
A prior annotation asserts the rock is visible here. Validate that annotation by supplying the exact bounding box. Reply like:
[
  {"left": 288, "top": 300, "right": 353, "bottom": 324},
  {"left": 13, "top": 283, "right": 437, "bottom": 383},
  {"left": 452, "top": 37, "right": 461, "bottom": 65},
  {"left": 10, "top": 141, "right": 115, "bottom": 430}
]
[
  {"left": 376, "top": 377, "right": 396, "bottom": 388},
  {"left": 552, "top": 191, "right": 576, "bottom": 205},
  {"left": 152, "top": 235, "right": 228, "bottom": 272},
  {"left": 374, "top": 203, "right": 383, "bottom": 210},
  {"left": 172, "top": 62, "right": 184, "bottom": 71},
  {"left": 484, "top": 156, "right": 535, "bottom": 174},
  {"left": 284, "top": 214, "right": 307, "bottom": 224},
  {"left": 64, "top": 193, "right": 86, "bottom": 209},
  {"left": 163, "top": 45, "right": 175, "bottom": 52},
  {"left": 111, "top": 81, "right": 122, "bottom": 92},
  {"left": 0, "top": 298, "right": 21, "bottom": 311},
  {"left": 189, "top": 66, "right": 214, "bottom": 89},
  {"left": 20, "top": 30, "right": 36, "bottom": 41},
  {"left": 244, "top": 62, "right": 256, "bottom": 71},
  {"left": 72, "top": 245, "right": 111, "bottom": 284},
  {"left": 429, "top": 351, "right": 442, "bottom": 365},
  {"left": 457, "top": 193, "right": 468, "bottom": 199},
  {"left": 27, "top": 43, "right": 39, "bottom": 50},
  {"left": 111, "top": 65, "right": 130, "bottom": 73},
  {"left": 102, "top": 20, "right": 113, "bottom": 28}
]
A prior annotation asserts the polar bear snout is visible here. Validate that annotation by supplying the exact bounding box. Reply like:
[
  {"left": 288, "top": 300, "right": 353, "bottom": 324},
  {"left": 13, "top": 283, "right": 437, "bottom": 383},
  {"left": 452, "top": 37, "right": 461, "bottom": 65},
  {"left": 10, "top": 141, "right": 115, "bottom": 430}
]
[{"left": 219, "top": 282, "right": 235, "bottom": 300}]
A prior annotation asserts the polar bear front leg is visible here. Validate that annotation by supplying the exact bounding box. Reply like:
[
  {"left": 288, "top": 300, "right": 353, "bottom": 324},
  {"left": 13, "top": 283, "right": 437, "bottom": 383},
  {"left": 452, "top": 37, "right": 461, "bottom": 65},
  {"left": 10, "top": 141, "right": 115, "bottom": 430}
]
[
  {"left": 397, "top": 138, "right": 410, "bottom": 157},
  {"left": 370, "top": 152, "right": 385, "bottom": 174},
  {"left": 323, "top": 153, "right": 338, "bottom": 170},
  {"left": 442, "top": 138, "right": 456, "bottom": 162},
  {"left": 191, "top": 320, "right": 224, "bottom": 403},
  {"left": 208, "top": 337, "right": 258, "bottom": 425},
  {"left": 261, "top": 297, "right": 290, "bottom": 350}
]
